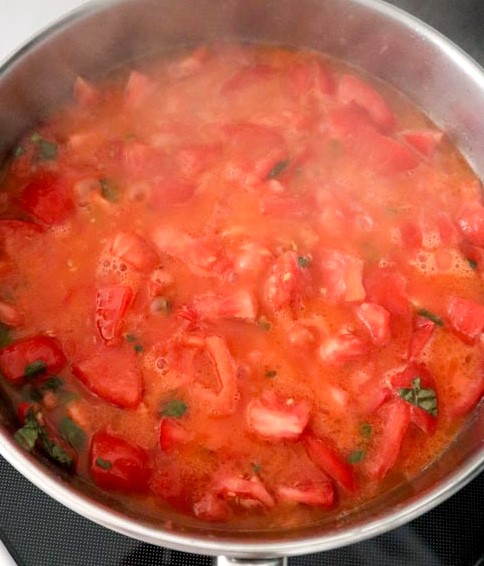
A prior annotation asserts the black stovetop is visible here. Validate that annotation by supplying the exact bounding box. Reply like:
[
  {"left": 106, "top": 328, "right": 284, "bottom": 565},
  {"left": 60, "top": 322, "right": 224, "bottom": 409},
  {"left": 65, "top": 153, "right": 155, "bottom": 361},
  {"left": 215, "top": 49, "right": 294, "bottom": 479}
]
[{"left": 1, "top": 1, "right": 483, "bottom": 565}]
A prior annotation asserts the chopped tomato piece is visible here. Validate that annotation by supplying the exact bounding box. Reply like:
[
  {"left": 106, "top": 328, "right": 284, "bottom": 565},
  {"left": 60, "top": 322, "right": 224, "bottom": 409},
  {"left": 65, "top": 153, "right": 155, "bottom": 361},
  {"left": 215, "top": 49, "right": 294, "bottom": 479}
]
[
  {"left": 153, "top": 226, "right": 223, "bottom": 277},
  {"left": 223, "top": 123, "right": 287, "bottom": 182},
  {"left": 456, "top": 202, "right": 484, "bottom": 248},
  {"left": 246, "top": 391, "right": 311, "bottom": 442},
  {"left": 159, "top": 417, "right": 192, "bottom": 452},
  {"left": 193, "top": 491, "right": 230, "bottom": 522},
  {"left": 319, "top": 333, "right": 367, "bottom": 365},
  {"left": 277, "top": 480, "right": 334, "bottom": 508},
  {"left": 408, "top": 315, "right": 436, "bottom": 360},
  {"left": 95, "top": 285, "right": 133, "bottom": 344},
  {"left": 401, "top": 130, "right": 443, "bottom": 157},
  {"left": 123, "top": 142, "right": 164, "bottom": 178},
  {"left": 316, "top": 61, "right": 334, "bottom": 95},
  {"left": 390, "top": 364, "right": 438, "bottom": 435},
  {"left": 444, "top": 366, "right": 484, "bottom": 418},
  {"left": 124, "top": 70, "right": 156, "bottom": 109},
  {"left": 72, "top": 347, "right": 142, "bottom": 408},
  {"left": 447, "top": 296, "right": 484, "bottom": 344},
  {"left": 364, "top": 267, "right": 409, "bottom": 317},
  {"left": 150, "top": 462, "right": 190, "bottom": 511},
  {"left": 90, "top": 431, "right": 150, "bottom": 491},
  {"left": 328, "top": 105, "right": 376, "bottom": 139},
  {"left": 221, "top": 64, "right": 276, "bottom": 94},
  {"left": 0, "top": 335, "right": 66, "bottom": 383},
  {"left": 191, "top": 335, "right": 239, "bottom": 416},
  {"left": 263, "top": 250, "right": 303, "bottom": 310},
  {"left": 181, "top": 289, "right": 257, "bottom": 322},
  {"left": 176, "top": 144, "right": 221, "bottom": 179},
  {"left": 17, "top": 172, "right": 74, "bottom": 225},
  {"left": 303, "top": 433, "right": 356, "bottom": 492},
  {"left": 338, "top": 74, "right": 395, "bottom": 131},
  {"left": 365, "top": 399, "right": 411, "bottom": 479},
  {"left": 108, "top": 231, "right": 158, "bottom": 271},
  {"left": 260, "top": 195, "right": 309, "bottom": 217},
  {"left": 363, "top": 130, "right": 420, "bottom": 175},
  {"left": 0, "top": 220, "right": 42, "bottom": 247},
  {"left": 320, "top": 250, "right": 366, "bottom": 303},
  {"left": 355, "top": 302, "right": 391, "bottom": 347},
  {"left": 214, "top": 471, "right": 275, "bottom": 509},
  {"left": 73, "top": 77, "right": 100, "bottom": 106},
  {"left": 0, "top": 300, "right": 24, "bottom": 327}
]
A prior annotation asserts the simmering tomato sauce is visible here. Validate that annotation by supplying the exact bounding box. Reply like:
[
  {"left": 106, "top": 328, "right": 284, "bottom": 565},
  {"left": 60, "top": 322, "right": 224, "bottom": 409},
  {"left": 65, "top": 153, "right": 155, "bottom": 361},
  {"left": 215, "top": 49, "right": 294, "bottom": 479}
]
[{"left": 0, "top": 44, "right": 483, "bottom": 529}]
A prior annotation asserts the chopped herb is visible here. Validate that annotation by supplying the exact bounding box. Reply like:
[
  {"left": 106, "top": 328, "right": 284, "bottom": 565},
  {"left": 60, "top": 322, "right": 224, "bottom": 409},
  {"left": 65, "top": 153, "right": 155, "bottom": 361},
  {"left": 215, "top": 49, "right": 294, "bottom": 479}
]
[
  {"left": 360, "top": 422, "right": 372, "bottom": 439},
  {"left": 14, "top": 145, "right": 25, "bottom": 157},
  {"left": 95, "top": 457, "right": 112, "bottom": 470},
  {"left": 125, "top": 333, "right": 137, "bottom": 343},
  {"left": 31, "top": 133, "right": 57, "bottom": 160},
  {"left": 265, "top": 369, "right": 277, "bottom": 378},
  {"left": 38, "top": 430, "right": 74, "bottom": 467},
  {"left": 398, "top": 377, "right": 438, "bottom": 417},
  {"left": 267, "top": 158, "right": 290, "bottom": 180},
  {"left": 24, "top": 360, "right": 47, "bottom": 378},
  {"left": 251, "top": 462, "right": 262, "bottom": 474},
  {"left": 14, "top": 407, "right": 73, "bottom": 467},
  {"left": 14, "top": 410, "right": 40, "bottom": 452},
  {"left": 59, "top": 416, "right": 86, "bottom": 450},
  {"left": 418, "top": 308, "right": 444, "bottom": 327},
  {"left": 297, "top": 255, "right": 312, "bottom": 268},
  {"left": 0, "top": 324, "right": 12, "bottom": 348},
  {"left": 30, "top": 377, "right": 64, "bottom": 401},
  {"left": 347, "top": 450, "right": 365, "bottom": 464},
  {"left": 385, "top": 206, "right": 401, "bottom": 214},
  {"left": 161, "top": 399, "right": 188, "bottom": 418},
  {"left": 467, "top": 258, "right": 478, "bottom": 270},
  {"left": 99, "top": 178, "right": 119, "bottom": 203},
  {"left": 134, "top": 343, "right": 143, "bottom": 354},
  {"left": 258, "top": 316, "right": 271, "bottom": 331}
]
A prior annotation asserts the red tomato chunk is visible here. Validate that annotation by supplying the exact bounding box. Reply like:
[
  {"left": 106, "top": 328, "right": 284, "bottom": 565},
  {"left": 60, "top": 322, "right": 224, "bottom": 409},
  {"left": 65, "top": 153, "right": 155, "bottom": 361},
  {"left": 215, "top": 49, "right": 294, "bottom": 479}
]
[{"left": 0, "top": 43, "right": 482, "bottom": 529}]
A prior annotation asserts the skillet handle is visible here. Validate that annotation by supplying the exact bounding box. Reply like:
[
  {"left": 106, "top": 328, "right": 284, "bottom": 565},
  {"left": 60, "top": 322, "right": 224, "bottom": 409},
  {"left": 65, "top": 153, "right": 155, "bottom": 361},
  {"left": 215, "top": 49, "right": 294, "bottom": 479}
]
[{"left": 215, "top": 558, "right": 288, "bottom": 566}]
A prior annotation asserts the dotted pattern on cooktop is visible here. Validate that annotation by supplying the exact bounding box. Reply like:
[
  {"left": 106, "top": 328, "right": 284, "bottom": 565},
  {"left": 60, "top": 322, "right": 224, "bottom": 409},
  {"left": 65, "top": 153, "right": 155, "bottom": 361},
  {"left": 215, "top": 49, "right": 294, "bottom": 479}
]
[{"left": 0, "top": 457, "right": 483, "bottom": 566}]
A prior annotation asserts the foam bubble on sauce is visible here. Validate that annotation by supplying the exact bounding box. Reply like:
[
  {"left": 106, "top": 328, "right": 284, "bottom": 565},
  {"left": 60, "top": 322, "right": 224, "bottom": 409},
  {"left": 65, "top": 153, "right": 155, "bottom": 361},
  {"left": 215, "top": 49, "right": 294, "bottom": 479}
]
[
  {"left": 97, "top": 253, "right": 138, "bottom": 286},
  {"left": 422, "top": 230, "right": 441, "bottom": 250}
]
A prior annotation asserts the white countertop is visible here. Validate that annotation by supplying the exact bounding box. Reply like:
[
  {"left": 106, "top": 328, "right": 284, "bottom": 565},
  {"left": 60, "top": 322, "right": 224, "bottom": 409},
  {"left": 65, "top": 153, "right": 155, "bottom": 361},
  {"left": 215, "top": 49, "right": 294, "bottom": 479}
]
[{"left": 0, "top": 0, "right": 88, "bottom": 64}]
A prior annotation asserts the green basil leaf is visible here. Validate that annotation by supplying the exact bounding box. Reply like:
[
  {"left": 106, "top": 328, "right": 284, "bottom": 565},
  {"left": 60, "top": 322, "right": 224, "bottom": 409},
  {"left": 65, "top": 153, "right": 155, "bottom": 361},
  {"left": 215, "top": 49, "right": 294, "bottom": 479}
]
[
  {"left": 99, "top": 178, "right": 119, "bottom": 203},
  {"left": 267, "top": 159, "right": 290, "bottom": 180},
  {"left": 95, "top": 457, "right": 112, "bottom": 470},
  {"left": 397, "top": 377, "right": 438, "bottom": 417},
  {"left": 59, "top": 416, "right": 86, "bottom": 450},
  {"left": 161, "top": 399, "right": 188, "bottom": 418},
  {"left": 360, "top": 422, "right": 372, "bottom": 439},
  {"left": 24, "top": 360, "right": 47, "bottom": 378},
  {"left": 417, "top": 308, "right": 444, "bottom": 327},
  {"left": 0, "top": 324, "right": 12, "bottom": 348},
  {"left": 347, "top": 450, "right": 365, "bottom": 464},
  {"left": 297, "top": 255, "right": 311, "bottom": 268},
  {"left": 14, "top": 425, "right": 39, "bottom": 452}
]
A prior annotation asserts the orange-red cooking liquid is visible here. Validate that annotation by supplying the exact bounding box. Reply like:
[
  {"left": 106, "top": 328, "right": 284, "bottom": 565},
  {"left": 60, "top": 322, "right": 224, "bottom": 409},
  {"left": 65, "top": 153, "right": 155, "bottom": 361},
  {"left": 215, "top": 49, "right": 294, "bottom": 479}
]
[{"left": 0, "top": 44, "right": 482, "bottom": 530}]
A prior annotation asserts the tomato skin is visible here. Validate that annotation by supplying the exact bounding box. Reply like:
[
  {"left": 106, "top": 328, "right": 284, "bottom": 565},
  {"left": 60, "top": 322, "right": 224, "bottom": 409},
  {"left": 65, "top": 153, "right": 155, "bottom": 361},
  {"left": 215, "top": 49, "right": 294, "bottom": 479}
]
[
  {"left": 456, "top": 202, "right": 484, "bottom": 248},
  {"left": 72, "top": 347, "right": 142, "bottom": 408},
  {"left": 303, "top": 433, "right": 356, "bottom": 492},
  {"left": 17, "top": 172, "right": 74, "bottom": 225},
  {"left": 74, "top": 77, "right": 100, "bottom": 107},
  {"left": 246, "top": 391, "right": 311, "bottom": 442},
  {"left": 124, "top": 71, "right": 156, "bottom": 109},
  {"left": 447, "top": 296, "right": 484, "bottom": 344},
  {"left": 0, "top": 300, "right": 24, "bottom": 327},
  {"left": 338, "top": 74, "right": 395, "bottom": 131},
  {"left": 89, "top": 432, "right": 150, "bottom": 492},
  {"left": 444, "top": 366, "right": 484, "bottom": 419},
  {"left": 214, "top": 471, "right": 276, "bottom": 509},
  {"left": 355, "top": 302, "right": 391, "bottom": 346},
  {"left": 408, "top": 315, "right": 436, "bottom": 360},
  {"left": 193, "top": 491, "right": 230, "bottom": 522},
  {"left": 95, "top": 285, "right": 133, "bottom": 344},
  {"left": 182, "top": 289, "right": 257, "bottom": 322},
  {"left": 0, "top": 335, "right": 66, "bottom": 383},
  {"left": 365, "top": 399, "right": 411, "bottom": 479}
]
